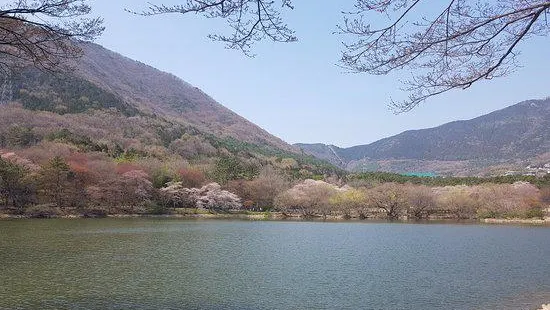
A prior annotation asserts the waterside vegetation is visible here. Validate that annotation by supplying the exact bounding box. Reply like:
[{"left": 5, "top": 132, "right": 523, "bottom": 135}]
[{"left": 1, "top": 152, "right": 549, "bottom": 222}]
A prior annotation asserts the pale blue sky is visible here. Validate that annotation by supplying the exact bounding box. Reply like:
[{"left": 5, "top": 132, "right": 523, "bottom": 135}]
[{"left": 90, "top": 1, "right": 549, "bottom": 148}]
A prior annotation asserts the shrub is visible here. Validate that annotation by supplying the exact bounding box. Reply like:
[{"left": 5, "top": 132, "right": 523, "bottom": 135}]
[
  {"left": 151, "top": 168, "right": 174, "bottom": 188},
  {"left": 24, "top": 204, "right": 62, "bottom": 218},
  {"left": 329, "top": 188, "right": 368, "bottom": 218},
  {"left": 80, "top": 206, "right": 109, "bottom": 218},
  {"left": 523, "top": 208, "right": 544, "bottom": 219},
  {"left": 144, "top": 200, "right": 171, "bottom": 215}
]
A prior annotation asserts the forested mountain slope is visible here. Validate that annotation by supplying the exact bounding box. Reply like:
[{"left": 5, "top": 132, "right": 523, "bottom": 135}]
[
  {"left": 297, "top": 98, "right": 550, "bottom": 175},
  {"left": 0, "top": 42, "right": 339, "bottom": 181},
  {"left": 74, "top": 43, "right": 296, "bottom": 152}
]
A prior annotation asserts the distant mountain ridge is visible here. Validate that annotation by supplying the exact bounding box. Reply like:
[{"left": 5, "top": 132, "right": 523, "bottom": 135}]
[{"left": 296, "top": 98, "right": 550, "bottom": 175}]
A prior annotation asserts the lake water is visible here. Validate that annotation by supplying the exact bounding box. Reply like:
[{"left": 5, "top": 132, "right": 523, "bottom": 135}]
[{"left": 1, "top": 219, "right": 549, "bottom": 310}]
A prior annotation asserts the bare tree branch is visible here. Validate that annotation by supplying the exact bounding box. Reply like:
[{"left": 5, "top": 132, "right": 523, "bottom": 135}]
[
  {"left": 140, "top": 1, "right": 550, "bottom": 111},
  {"left": 339, "top": 0, "right": 550, "bottom": 112},
  {"left": 0, "top": 0, "right": 104, "bottom": 73},
  {"left": 131, "top": 0, "right": 296, "bottom": 56}
]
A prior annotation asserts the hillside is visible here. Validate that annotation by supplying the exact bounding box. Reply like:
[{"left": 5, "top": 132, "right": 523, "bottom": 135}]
[
  {"left": 75, "top": 43, "right": 296, "bottom": 152},
  {"left": 297, "top": 98, "right": 550, "bottom": 175},
  {"left": 0, "top": 42, "right": 340, "bottom": 182}
]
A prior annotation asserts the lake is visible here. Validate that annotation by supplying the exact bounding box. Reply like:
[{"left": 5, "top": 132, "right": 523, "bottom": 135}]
[{"left": 1, "top": 219, "right": 549, "bottom": 309}]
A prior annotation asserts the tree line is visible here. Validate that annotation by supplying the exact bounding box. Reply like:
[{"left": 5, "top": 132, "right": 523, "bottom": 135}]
[
  {"left": 275, "top": 179, "right": 546, "bottom": 220},
  {"left": 348, "top": 171, "right": 550, "bottom": 188},
  {"left": 1, "top": 151, "right": 548, "bottom": 220}
]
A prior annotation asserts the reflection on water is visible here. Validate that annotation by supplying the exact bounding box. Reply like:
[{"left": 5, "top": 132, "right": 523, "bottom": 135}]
[{"left": 1, "top": 219, "right": 549, "bottom": 309}]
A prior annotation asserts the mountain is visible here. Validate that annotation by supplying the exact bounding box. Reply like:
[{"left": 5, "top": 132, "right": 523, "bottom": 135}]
[
  {"left": 75, "top": 43, "right": 296, "bottom": 152},
  {"left": 297, "top": 98, "right": 550, "bottom": 176},
  {"left": 0, "top": 42, "right": 339, "bottom": 179}
]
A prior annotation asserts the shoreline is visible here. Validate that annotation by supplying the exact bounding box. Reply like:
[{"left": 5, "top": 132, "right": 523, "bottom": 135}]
[
  {"left": 1, "top": 210, "right": 549, "bottom": 226},
  {"left": 481, "top": 218, "right": 550, "bottom": 225}
]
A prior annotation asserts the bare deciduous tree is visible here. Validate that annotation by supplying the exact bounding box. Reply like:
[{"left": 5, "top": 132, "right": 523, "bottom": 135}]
[
  {"left": 275, "top": 179, "right": 338, "bottom": 217},
  {"left": 367, "top": 182, "right": 407, "bottom": 220},
  {"left": 134, "top": 0, "right": 296, "bottom": 56},
  {"left": 244, "top": 166, "right": 289, "bottom": 209},
  {"left": 0, "top": 0, "right": 104, "bottom": 72},
  {"left": 404, "top": 185, "right": 436, "bottom": 219},
  {"left": 436, "top": 185, "right": 477, "bottom": 219}
]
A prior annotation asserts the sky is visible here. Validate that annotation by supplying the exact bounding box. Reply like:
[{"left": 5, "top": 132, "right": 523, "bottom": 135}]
[{"left": 90, "top": 1, "right": 550, "bottom": 148}]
